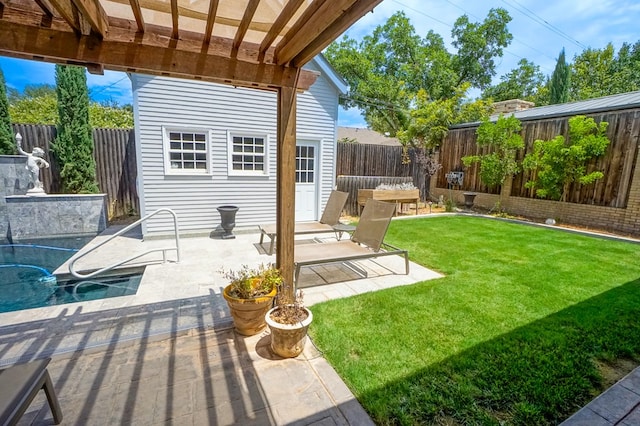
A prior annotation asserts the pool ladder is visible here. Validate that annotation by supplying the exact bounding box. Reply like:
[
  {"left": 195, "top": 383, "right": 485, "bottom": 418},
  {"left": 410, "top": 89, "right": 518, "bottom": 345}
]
[{"left": 69, "top": 208, "right": 181, "bottom": 279}]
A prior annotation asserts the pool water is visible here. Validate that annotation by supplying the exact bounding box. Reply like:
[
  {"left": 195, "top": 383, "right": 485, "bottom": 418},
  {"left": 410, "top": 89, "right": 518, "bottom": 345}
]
[{"left": 0, "top": 238, "right": 143, "bottom": 313}]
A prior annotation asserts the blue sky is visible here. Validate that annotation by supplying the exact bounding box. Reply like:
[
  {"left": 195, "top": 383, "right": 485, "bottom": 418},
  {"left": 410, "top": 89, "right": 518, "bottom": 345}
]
[{"left": 1, "top": 0, "right": 639, "bottom": 127}]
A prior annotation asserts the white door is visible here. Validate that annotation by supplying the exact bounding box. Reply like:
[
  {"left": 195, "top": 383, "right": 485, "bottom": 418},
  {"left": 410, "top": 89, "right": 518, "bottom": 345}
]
[{"left": 295, "top": 142, "right": 318, "bottom": 221}]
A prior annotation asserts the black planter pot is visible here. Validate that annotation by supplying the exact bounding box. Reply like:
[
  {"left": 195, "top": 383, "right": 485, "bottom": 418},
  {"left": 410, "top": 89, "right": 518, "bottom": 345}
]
[
  {"left": 217, "top": 205, "right": 239, "bottom": 239},
  {"left": 463, "top": 192, "right": 477, "bottom": 209}
]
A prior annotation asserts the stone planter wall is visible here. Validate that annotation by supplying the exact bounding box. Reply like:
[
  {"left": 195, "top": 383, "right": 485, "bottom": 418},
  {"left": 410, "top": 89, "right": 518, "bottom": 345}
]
[
  {"left": 0, "top": 156, "right": 31, "bottom": 240},
  {"left": 1, "top": 157, "right": 108, "bottom": 242},
  {"left": 5, "top": 194, "right": 108, "bottom": 242}
]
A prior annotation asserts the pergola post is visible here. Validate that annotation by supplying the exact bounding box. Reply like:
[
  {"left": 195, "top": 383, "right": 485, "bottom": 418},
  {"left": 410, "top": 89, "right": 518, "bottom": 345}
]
[{"left": 275, "top": 70, "right": 300, "bottom": 303}]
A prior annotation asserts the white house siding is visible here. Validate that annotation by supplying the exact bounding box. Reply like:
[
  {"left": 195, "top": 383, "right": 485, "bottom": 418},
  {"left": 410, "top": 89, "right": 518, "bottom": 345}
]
[{"left": 131, "top": 59, "right": 340, "bottom": 236}]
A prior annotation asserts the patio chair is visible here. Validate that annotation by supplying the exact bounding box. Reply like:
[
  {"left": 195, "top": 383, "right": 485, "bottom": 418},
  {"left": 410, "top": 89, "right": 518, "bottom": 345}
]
[
  {"left": 294, "top": 199, "right": 409, "bottom": 284},
  {"left": 0, "top": 358, "right": 63, "bottom": 425},
  {"left": 258, "top": 190, "right": 349, "bottom": 255}
]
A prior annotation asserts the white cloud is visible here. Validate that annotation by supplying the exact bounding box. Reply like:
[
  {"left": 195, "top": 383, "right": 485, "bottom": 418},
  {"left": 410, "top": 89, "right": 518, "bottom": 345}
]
[{"left": 338, "top": 106, "right": 367, "bottom": 128}]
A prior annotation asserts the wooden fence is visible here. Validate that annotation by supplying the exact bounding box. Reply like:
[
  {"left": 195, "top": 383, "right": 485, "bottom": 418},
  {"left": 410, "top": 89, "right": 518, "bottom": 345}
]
[
  {"left": 12, "top": 124, "right": 138, "bottom": 220},
  {"left": 437, "top": 108, "right": 640, "bottom": 207},
  {"left": 336, "top": 143, "right": 428, "bottom": 203}
]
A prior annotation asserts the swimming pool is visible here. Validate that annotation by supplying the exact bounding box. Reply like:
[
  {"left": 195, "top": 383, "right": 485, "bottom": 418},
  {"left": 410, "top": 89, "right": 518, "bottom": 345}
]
[{"left": 0, "top": 238, "right": 143, "bottom": 313}]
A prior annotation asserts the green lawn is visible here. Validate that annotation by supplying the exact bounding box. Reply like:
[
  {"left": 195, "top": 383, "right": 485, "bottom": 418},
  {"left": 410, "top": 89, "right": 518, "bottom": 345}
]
[{"left": 308, "top": 216, "right": 640, "bottom": 425}]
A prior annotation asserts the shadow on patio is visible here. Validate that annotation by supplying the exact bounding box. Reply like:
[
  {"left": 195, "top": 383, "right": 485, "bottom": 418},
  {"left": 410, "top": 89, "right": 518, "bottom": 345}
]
[{"left": 3, "top": 290, "right": 372, "bottom": 425}]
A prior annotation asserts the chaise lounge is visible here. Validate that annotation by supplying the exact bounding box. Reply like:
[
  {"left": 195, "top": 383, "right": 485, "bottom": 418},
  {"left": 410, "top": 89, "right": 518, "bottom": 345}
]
[
  {"left": 293, "top": 199, "right": 409, "bottom": 285},
  {"left": 258, "top": 190, "right": 349, "bottom": 255},
  {"left": 0, "top": 358, "right": 63, "bottom": 425}
]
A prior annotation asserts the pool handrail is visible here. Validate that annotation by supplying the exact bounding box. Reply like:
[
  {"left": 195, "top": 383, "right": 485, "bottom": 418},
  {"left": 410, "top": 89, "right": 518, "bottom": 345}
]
[{"left": 69, "top": 208, "right": 180, "bottom": 279}]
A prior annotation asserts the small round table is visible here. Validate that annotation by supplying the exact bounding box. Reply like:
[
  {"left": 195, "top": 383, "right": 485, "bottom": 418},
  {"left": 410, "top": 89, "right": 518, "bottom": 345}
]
[{"left": 332, "top": 223, "right": 356, "bottom": 241}]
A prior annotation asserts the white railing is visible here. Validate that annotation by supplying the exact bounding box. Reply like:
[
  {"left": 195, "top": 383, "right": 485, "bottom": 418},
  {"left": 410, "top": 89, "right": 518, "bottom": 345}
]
[{"left": 69, "top": 208, "right": 181, "bottom": 279}]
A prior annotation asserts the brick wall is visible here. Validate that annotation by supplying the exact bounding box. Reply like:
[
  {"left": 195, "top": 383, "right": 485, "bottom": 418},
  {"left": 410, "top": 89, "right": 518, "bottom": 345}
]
[{"left": 429, "top": 149, "right": 640, "bottom": 237}]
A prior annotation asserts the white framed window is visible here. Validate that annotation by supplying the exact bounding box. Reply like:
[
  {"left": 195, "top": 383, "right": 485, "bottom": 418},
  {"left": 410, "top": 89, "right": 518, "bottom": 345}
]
[
  {"left": 296, "top": 145, "right": 315, "bottom": 183},
  {"left": 162, "top": 127, "right": 211, "bottom": 175},
  {"left": 227, "top": 131, "right": 269, "bottom": 176}
]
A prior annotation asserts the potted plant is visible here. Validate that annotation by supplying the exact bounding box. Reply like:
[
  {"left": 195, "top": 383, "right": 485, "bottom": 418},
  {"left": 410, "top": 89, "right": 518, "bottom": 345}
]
[
  {"left": 221, "top": 263, "right": 281, "bottom": 336},
  {"left": 265, "top": 290, "right": 313, "bottom": 358}
]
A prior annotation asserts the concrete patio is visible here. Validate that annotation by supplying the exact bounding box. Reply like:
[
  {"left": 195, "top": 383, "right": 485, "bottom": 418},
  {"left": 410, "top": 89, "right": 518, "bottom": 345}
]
[{"left": 0, "top": 225, "right": 442, "bottom": 424}]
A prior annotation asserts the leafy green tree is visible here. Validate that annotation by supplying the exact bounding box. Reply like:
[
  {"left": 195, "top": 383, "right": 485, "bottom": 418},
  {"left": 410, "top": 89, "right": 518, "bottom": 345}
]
[
  {"left": 550, "top": 48, "right": 571, "bottom": 104},
  {"left": 52, "top": 65, "right": 99, "bottom": 193},
  {"left": 462, "top": 115, "right": 524, "bottom": 210},
  {"left": 8, "top": 85, "right": 58, "bottom": 124},
  {"left": 325, "top": 12, "right": 429, "bottom": 135},
  {"left": 0, "top": 67, "right": 14, "bottom": 155},
  {"left": 482, "top": 59, "right": 545, "bottom": 103},
  {"left": 89, "top": 102, "right": 134, "bottom": 128},
  {"left": 451, "top": 8, "right": 513, "bottom": 89},
  {"left": 530, "top": 77, "right": 551, "bottom": 107},
  {"left": 398, "top": 84, "right": 492, "bottom": 196},
  {"left": 398, "top": 84, "right": 492, "bottom": 154},
  {"left": 523, "top": 115, "right": 610, "bottom": 201},
  {"left": 9, "top": 84, "right": 133, "bottom": 128},
  {"left": 570, "top": 44, "right": 616, "bottom": 101},
  {"left": 611, "top": 41, "right": 640, "bottom": 93},
  {"left": 325, "top": 9, "right": 513, "bottom": 135}
]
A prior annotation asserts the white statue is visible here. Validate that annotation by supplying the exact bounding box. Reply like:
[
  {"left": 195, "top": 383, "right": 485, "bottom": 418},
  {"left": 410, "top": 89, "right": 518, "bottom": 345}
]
[{"left": 16, "top": 132, "right": 49, "bottom": 194}]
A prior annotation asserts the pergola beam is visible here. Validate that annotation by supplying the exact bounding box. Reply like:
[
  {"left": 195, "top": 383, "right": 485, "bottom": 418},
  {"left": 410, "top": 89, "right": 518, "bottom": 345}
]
[
  {"left": 259, "top": 0, "right": 305, "bottom": 56},
  {"left": 202, "top": 0, "right": 219, "bottom": 45},
  {"left": 0, "top": 19, "right": 318, "bottom": 90},
  {"left": 128, "top": 0, "right": 144, "bottom": 32},
  {"left": 48, "top": 0, "right": 90, "bottom": 34},
  {"left": 275, "top": 0, "right": 382, "bottom": 66},
  {"left": 291, "top": 0, "right": 383, "bottom": 67},
  {"left": 276, "top": 0, "right": 354, "bottom": 65},
  {"left": 169, "top": 0, "right": 178, "bottom": 39},
  {"left": 33, "top": 0, "right": 55, "bottom": 17},
  {"left": 232, "top": 0, "right": 260, "bottom": 56},
  {"left": 70, "top": 0, "right": 108, "bottom": 36},
  {"left": 274, "top": 0, "right": 325, "bottom": 65}
]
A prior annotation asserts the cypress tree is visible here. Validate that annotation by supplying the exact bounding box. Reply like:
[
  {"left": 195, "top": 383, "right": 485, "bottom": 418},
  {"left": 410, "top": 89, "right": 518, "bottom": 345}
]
[
  {"left": 550, "top": 48, "right": 571, "bottom": 104},
  {"left": 52, "top": 64, "right": 99, "bottom": 193},
  {"left": 0, "top": 67, "right": 14, "bottom": 155}
]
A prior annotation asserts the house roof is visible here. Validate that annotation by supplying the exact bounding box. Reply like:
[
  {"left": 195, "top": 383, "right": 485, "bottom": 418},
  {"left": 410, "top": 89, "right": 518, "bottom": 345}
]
[
  {"left": 312, "top": 54, "right": 348, "bottom": 95},
  {"left": 338, "top": 127, "right": 401, "bottom": 146},
  {"left": 490, "top": 91, "right": 640, "bottom": 122},
  {"left": 0, "top": 0, "right": 382, "bottom": 91}
]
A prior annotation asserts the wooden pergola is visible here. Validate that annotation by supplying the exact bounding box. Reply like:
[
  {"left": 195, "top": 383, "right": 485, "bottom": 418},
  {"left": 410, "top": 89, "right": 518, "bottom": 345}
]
[{"left": 0, "top": 0, "right": 382, "bottom": 297}]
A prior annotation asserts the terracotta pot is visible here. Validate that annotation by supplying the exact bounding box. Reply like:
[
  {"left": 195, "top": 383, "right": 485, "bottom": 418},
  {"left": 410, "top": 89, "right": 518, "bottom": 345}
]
[
  {"left": 223, "top": 285, "right": 276, "bottom": 336},
  {"left": 265, "top": 306, "right": 313, "bottom": 358}
]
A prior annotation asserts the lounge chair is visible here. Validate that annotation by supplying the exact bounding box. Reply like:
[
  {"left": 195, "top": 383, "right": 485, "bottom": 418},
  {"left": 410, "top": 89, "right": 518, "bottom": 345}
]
[
  {"left": 294, "top": 199, "right": 409, "bottom": 284},
  {"left": 0, "top": 358, "right": 63, "bottom": 425},
  {"left": 258, "top": 190, "right": 349, "bottom": 255}
]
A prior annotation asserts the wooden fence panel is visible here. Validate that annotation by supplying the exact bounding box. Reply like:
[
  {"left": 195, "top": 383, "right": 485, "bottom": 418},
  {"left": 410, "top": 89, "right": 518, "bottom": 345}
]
[
  {"left": 337, "top": 143, "right": 411, "bottom": 177},
  {"left": 10, "top": 124, "right": 139, "bottom": 220},
  {"left": 435, "top": 127, "right": 500, "bottom": 194},
  {"left": 439, "top": 109, "right": 639, "bottom": 207},
  {"left": 336, "top": 143, "right": 432, "bottom": 202},
  {"left": 93, "top": 128, "right": 139, "bottom": 218}
]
